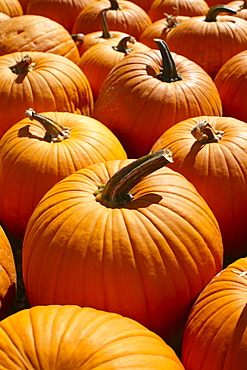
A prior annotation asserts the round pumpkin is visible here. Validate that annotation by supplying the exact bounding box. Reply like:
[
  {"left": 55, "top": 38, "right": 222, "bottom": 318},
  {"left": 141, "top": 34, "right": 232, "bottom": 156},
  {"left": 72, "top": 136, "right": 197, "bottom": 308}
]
[
  {"left": 92, "top": 39, "right": 222, "bottom": 158},
  {"left": 0, "top": 14, "right": 80, "bottom": 63},
  {"left": 0, "top": 0, "right": 23, "bottom": 16},
  {"left": 182, "top": 257, "right": 247, "bottom": 370},
  {"left": 0, "top": 110, "right": 127, "bottom": 239},
  {"left": 22, "top": 150, "right": 223, "bottom": 345},
  {"left": 72, "top": 0, "right": 152, "bottom": 41},
  {"left": 214, "top": 49, "right": 247, "bottom": 123},
  {"left": 150, "top": 115, "right": 247, "bottom": 260},
  {"left": 0, "top": 304, "right": 185, "bottom": 369},
  {"left": 0, "top": 226, "right": 16, "bottom": 319},
  {"left": 166, "top": 5, "right": 247, "bottom": 79},
  {"left": 0, "top": 51, "right": 93, "bottom": 139}
]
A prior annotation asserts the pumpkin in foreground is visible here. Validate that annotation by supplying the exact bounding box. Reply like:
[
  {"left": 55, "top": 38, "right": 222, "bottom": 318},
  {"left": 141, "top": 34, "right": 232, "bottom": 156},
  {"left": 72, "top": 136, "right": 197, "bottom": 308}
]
[
  {"left": 22, "top": 150, "right": 223, "bottom": 346},
  {"left": 0, "top": 110, "right": 127, "bottom": 239},
  {"left": 0, "top": 305, "right": 185, "bottom": 369},
  {"left": 182, "top": 257, "right": 247, "bottom": 370}
]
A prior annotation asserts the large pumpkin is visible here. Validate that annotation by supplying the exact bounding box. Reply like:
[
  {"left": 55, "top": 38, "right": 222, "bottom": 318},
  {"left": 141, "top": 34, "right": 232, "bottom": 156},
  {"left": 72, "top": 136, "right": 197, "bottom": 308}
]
[
  {"left": 0, "top": 110, "right": 127, "bottom": 239},
  {"left": 0, "top": 305, "right": 185, "bottom": 369},
  {"left": 22, "top": 150, "right": 223, "bottom": 345},
  {"left": 0, "top": 51, "right": 93, "bottom": 139},
  {"left": 92, "top": 39, "right": 222, "bottom": 158},
  {"left": 0, "top": 226, "right": 16, "bottom": 319},
  {"left": 0, "top": 14, "right": 80, "bottom": 63},
  {"left": 151, "top": 116, "right": 247, "bottom": 260},
  {"left": 182, "top": 257, "right": 247, "bottom": 370}
]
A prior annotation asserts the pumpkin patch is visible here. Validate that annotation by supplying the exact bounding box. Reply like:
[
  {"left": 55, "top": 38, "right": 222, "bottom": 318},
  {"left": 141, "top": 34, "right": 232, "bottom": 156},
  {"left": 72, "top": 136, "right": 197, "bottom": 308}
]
[{"left": 1, "top": 0, "right": 247, "bottom": 366}]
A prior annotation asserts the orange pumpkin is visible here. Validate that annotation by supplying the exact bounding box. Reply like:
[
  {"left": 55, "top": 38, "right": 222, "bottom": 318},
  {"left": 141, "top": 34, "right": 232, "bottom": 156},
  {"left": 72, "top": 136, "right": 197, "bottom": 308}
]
[
  {"left": 0, "top": 305, "right": 185, "bottom": 369},
  {"left": 182, "top": 257, "right": 247, "bottom": 370},
  {"left": 22, "top": 150, "right": 223, "bottom": 345},
  {"left": 92, "top": 39, "right": 222, "bottom": 158},
  {"left": 0, "top": 226, "right": 16, "bottom": 319},
  {"left": 0, "top": 14, "right": 80, "bottom": 63},
  {"left": 72, "top": 0, "right": 152, "bottom": 41},
  {"left": 0, "top": 51, "right": 93, "bottom": 139},
  {"left": 214, "top": 50, "right": 247, "bottom": 122},
  {"left": 78, "top": 35, "right": 150, "bottom": 101},
  {"left": 0, "top": 110, "right": 127, "bottom": 239},
  {"left": 150, "top": 116, "right": 247, "bottom": 259},
  {"left": 0, "top": 0, "right": 23, "bottom": 16},
  {"left": 148, "top": 0, "right": 209, "bottom": 21},
  {"left": 166, "top": 5, "right": 247, "bottom": 79}
]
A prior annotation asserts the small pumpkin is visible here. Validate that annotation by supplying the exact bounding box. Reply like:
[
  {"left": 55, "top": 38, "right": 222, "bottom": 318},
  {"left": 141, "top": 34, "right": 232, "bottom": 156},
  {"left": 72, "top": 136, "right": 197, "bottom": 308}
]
[
  {"left": 182, "top": 257, "right": 247, "bottom": 370},
  {"left": 0, "top": 109, "right": 127, "bottom": 239},
  {"left": 0, "top": 305, "right": 185, "bottom": 369},
  {"left": 92, "top": 39, "right": 222, "bottom": 158},
  {"left": 0, "top": 226, "right": 16, "bottom": 319},
  {"left": 0, "top": 51, "right": 93, "bottom": 139},
  {"left": 22, "top": 150, "right": 223, "bottom": 345}
]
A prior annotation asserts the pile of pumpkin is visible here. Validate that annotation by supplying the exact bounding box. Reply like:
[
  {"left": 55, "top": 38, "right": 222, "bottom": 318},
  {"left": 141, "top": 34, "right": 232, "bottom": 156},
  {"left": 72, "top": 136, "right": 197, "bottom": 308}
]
[{"left": 0, "top": 0, "right": 247, "bottom": 367}]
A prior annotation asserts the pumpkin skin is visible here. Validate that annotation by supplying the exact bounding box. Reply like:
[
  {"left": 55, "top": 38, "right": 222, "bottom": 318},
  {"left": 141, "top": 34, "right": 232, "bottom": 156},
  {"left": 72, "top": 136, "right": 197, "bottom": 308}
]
[
  {"left": 0, "top": 226, "right": 16, "bottom": 319},
  {"left": 148, "top": 0, "right": 209, "bottom": 21},
  {"left": 226, "top": 0, "right": 247, "bottom": 20},
  {"left": 0, "top": 305, "right": 185, "bottom": 369},
  {"left": 166, "top": 5, "right": 247, "bottom": 79},
  {"left": 22, "top": 154, "right": 223, "bottom": 346},
  {"left": 0, "top": 51, "right": 93, "bottom": 139},
  {"left": 0, "top": 11, "right": 9, "bottom": 22},
  {"left": 150, "top": 116, "right": 247, "bottom": 259},
  {"left": 182, "top": 257, "right": 247, "bottom": 370},
  {"left": 72, "top": 0, "right": 152, "bottom": 41},
  {"left": 214, "top": 50, "right": 247, "bottom": 123},
  {"left": 26, "top": 0, "right": 96, "bottom": 33},
  {"left": 0, "top": 0, "right": 23, "bottom": 16},
  {"left": 0, "top": 15, "right": 80, "bottom": 63},
  {"left": 0, "top": 111, "right": 127, "bottom": 239},
  {"left": 92, "top": 44, "right": 222, "bottom": 158},
  {"left": 77, "top": 36, "right": 150, "bottom": 101}
]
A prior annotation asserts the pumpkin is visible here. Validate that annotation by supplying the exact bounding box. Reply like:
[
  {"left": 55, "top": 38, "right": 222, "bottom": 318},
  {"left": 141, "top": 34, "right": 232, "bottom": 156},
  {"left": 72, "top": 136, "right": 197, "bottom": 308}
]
[
  {"left": 72, "top": 0, "right": 152, "bottom": 41},
  {"left": 26, "top": 0, "right": 96, "bottom": 33},
  {"left": 226, "top": 0, "right": 247, "bottom": 19},
  {"left": 148, "top": 0, "right": 209, "bottom": 22},
  {"left": 77, "top": 35, "right": 150, "bottom": 101},
  {"left": 92, "top": 39, "right": 222, "bottom": 158},
  {"left": 0, "top": 109, "right": 127, "bottom": 239},
  {"left": 140, "top": 13, "right": 190, "bottom": 49},
  {"left": 182, "top": 257, "right": 247, "bottom": 370},
  {"left": 72, "top": 9, "right": 130, "bottom": 56},
  {"left": 214, "top": 50, "right": 247, "bottom": 123},
  {"left": 129, "top": 0, "right": 155, "bottom": 13},
  {"left": 22, "top": 150, "right": 223, "bottom": 345},
  {"left": 166, "top": 5, "right": 247, "bottom": 79},
  {"left": 0, "top": 14, "right": 80, "bottom": 63},
  {"left": 150, "top": 116, "right": 247, "bottom": 260},
  {"left": 0, "top": 51, "right": 93, "bottom": 139},
  {"left": 0, "top": 226, "right": 16, "bottom": 319},
  {"left": 0, "top": 305, "right": 185, "bottom": 369},
  {"left": 0, "top": 0, "right": 23, "bottom": 16}
]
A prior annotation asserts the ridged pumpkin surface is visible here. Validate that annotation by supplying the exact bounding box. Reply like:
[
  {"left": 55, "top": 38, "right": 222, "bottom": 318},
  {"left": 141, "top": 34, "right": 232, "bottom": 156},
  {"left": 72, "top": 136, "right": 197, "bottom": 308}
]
[
  {"left": 0, "top": 0, "right": 23, "bottom": 16},
  {"left": 182, "top": 257, "right": 247, "bottom": 370},
  {"left": 0, "top": 305, "right": 185, "bottom": 369},
  {"left": 22, "top": 157, "right": 223, "bottom": 345},
  {"left": 0, "top": 51, "right": 93, "bottom": 139}
]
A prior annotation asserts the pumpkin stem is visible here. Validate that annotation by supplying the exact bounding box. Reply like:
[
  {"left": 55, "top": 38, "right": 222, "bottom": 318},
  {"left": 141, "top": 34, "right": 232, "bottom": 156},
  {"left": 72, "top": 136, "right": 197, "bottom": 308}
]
[
  {"left": 164, "top": 13, "right": 180, "bottom": 28},
  {"left": 154, "top": 39, "right": 182, "bottom": 82},
  {"left": 94, "top": 149, "right": 173, "bottom": 208},
  {"left": 112, "top": 36, "right": 135, "bottom": 54},
  {"left": 205, "top": 5, "right": 237, "bottom": 22},
  {"left": 9, "top": 54, "right": 36, "bottom": 74},
  {"left": 240, "top": 0, "right": 247, "bottom": 10},
  {"left": 109, "top": 0, "right": 121, "bottom": 10},
  {"left": 100, "top": 10, "right": 113, "bottom": 39},
  {"left": 25, "top": 109, "right": 71, "bottom": 143},
  {"left": 71, "top": 33, "right": 85, "bottom": 45},
  {"left": 191, "top": 120, "right": 224, "bottom": 143}
]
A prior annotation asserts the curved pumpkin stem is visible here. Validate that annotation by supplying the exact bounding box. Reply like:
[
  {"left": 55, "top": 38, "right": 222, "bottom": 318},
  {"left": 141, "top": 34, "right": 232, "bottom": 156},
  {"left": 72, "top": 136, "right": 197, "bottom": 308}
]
[
  {"left": 191, "top": 120, "right": 224, "bottom": 143},
  {"left": 9, "top": 55, "right": 35, "bottom": 74},
  {"left": 25, "top": 109, "right": 71, "bottom": 143},
  {"left": 71, "top": 33, "right": 84, "bottom": 45},
  {"left": 112, "top": 36, "right": 135, "bottom": 54},
  {"left": 205, "top": 5, "right": 237, "bottom": 21},
  {"left": 154, "top": 39, "right": 183, "bottom": 82},
  {"left": 109, "top": 0, "right": 121, "bottom": 10},
  {"left": 94, "top": 149, "right": 173, "bottom": 207},
  {"left": 164, "top": 13, "right": 180, "bottom": 28}
]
